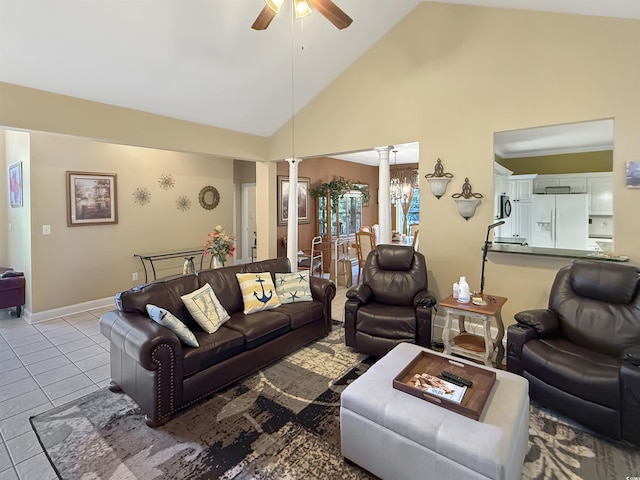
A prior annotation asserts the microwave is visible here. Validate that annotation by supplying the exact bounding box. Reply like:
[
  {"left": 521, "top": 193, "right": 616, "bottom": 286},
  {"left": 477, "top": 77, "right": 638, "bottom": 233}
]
[{"left": 499, "top": 194, "right": 512, "bottom": 219}]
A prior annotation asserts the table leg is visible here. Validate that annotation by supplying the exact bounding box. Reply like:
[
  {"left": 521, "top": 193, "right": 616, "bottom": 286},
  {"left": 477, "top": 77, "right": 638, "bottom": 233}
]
[
  {"left": 457, "top": 314, "right": 467, "bottom": 333},
  {"left": 443, "top": 309, "right": 453, "bottom": 355},
  {"left": 494, "top": 309, "right": 505, "bottom": 367},
  {"left": 482, "top": 316, "right": 493, "bottom": 366}
]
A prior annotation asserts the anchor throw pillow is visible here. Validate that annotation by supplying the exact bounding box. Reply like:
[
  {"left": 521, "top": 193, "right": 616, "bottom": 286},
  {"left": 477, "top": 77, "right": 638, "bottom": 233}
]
[
  {"left": 180, "top": 283, "right": 230, "bottom": 334},
  {"left": 275, "top": 272, "right": 313, "bottom": 304},
  {"left": 236, "top": 272, "right": 281, "bottom": 314}
]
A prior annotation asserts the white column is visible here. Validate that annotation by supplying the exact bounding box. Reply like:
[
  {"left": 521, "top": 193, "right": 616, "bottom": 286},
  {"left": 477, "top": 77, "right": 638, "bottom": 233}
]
[
  {"left": 286, "top": 158, "right": 301, "bottom": 272},
  {"left": 376, "top": 146, "right": 392, "bottom": 244}
]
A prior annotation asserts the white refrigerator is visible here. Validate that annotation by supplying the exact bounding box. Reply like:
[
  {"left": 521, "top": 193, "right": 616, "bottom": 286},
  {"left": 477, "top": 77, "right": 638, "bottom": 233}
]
[{"left": 531, "top": 194, "right": 589, "bottom": 249}]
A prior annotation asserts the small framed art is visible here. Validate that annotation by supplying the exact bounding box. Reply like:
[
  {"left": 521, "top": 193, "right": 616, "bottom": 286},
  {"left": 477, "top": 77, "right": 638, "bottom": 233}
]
[
  {"left": 278, "top": 176, "right": 310, "bottom": 226},
  {"left": 8, "top": 162, "right": 23, "bottom": 208}
]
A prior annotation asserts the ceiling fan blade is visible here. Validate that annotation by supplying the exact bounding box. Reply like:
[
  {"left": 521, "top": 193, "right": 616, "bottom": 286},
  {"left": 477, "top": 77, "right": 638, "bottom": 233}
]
[
  {"left": 251, "top": 5, "right": 277, "bottom": 30},
  {"left": 307, "top": 0, "right": 353, "bottom": 29}
]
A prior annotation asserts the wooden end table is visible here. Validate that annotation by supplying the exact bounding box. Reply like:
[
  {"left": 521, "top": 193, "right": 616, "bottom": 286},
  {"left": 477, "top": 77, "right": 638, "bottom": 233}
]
[{"left": 439, "top": 293, "right": 507, "bottom": 367}]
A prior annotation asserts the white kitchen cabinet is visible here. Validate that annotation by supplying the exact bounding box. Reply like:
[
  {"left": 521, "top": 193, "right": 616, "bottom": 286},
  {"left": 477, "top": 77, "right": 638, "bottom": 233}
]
[
  {"left": 533, "top": 174, "right": 587, "bottom": 194},
  {"left": 508, "top": 175, "right": 535, "bottom": 202},
  {"left": 513, "top": 202, "right": 531, "bottom": 241},
  {"left": 587, "top": 175, "right": 613, "bottom": 215}
]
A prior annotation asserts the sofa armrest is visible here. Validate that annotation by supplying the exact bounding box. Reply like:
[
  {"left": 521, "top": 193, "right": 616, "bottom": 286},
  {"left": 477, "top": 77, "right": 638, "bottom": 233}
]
[
  {"left": 346, "top": 284, "right": 372, "bottom": 305},
  {"left": 309, "top": 276, "right": 336, "bottom": 333},
  {"left": 414, "top": 289, "right": 437, "bottom": 309},
  {"left": 514, "top": 309, "right": 560, "bottom": 337},
  {"left": 99, "top": 310, "right": 183, "bottom": 371},
  {"left": 621, "top": 347, "right": 640, "bottom": 444}
]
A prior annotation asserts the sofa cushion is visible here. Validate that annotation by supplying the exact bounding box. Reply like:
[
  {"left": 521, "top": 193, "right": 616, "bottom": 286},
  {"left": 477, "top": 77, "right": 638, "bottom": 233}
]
[
  {"left": 180, "top": 283, "right": 230, "bottom": 334},
  {"left": 275, "top": 272, "right": 313, "bottom": 304},
  {"left": 146, "top": 304, "right": 199, "bottom": 347},
  {"left": 224, "top": 310, "right": 291, "bottom": 349},
  {"left": 183, "top": 326, "right": 246, "bottom": 377},
  {"left": 277, "top": 301, "right": 324, "bottom": 329},
  {"left": 116, "top": 274, "right": 200, "bottom": 330},
  {"left": 521, "top": 337, "right": 620, "bottom": 409},
  {"left": 197, "top": 264, "right": 245, "bottom": 315},
  {"left": 236, "top": 272, "right": 281, "bottom": 314}
]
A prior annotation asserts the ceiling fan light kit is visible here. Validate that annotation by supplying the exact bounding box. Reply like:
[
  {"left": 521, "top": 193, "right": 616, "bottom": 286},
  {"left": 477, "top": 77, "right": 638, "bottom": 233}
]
[{"left": 252, "top": 0, "right": 352, "bottom": 30}]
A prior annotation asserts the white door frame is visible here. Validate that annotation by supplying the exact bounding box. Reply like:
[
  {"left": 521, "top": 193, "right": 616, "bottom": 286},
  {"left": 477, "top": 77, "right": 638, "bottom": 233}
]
[{"left": 241, "top": 182, "right": 256, "bottom": 264}]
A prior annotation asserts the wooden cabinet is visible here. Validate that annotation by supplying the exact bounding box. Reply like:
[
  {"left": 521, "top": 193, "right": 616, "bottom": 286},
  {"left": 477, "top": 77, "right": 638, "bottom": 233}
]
[
  {"left": 316, "top": 192, "right": 362, "bottom": 271},
  {"left": 587, "top": 175, "right": 613, "bottom": 215}
]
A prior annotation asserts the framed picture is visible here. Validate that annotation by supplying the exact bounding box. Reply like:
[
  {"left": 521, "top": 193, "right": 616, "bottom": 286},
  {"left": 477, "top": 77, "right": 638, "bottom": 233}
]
[
  {"left": 8, "top": 162, "right": 23, "bottom": 208},
  {"left": 66, "top": 171, "right": 118, "bottom": 226},
  {"left": 278, "top": 176, "right": 310, "bottom": 226},
  {"left": 626, "top": 161, "right": 640, "bottom": 188}
]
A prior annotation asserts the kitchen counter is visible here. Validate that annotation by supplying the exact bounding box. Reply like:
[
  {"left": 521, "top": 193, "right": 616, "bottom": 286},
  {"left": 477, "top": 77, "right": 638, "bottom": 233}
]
[{"left": 487, "top": 243, "right": 629, "bottom": 262}]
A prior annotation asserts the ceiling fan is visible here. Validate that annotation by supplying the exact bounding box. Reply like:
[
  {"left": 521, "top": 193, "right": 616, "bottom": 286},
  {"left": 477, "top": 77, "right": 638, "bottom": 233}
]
[{"left": 252, "top": 0, "right": 353, "bottom": 30}]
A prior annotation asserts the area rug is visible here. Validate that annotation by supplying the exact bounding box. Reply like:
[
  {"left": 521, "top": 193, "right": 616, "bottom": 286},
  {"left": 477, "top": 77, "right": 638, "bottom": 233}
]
[{"left": 31, "top": 328, "right": 640, "bottom": 480}]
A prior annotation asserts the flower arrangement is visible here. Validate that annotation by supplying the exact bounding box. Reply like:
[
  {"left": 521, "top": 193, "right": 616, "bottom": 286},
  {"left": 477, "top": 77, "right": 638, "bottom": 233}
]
[{"left": 204, "top": 225, "right": 235, "bottom": 267}]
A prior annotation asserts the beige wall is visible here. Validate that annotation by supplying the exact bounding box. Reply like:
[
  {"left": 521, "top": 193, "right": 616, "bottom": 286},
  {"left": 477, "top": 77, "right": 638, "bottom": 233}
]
[
  {"left": 2, "top": 3, "right": 640, "bottom": 325},
  {"left": 0, "top": 130, "right": 6, "bottom": 266},
  {"left": 27, "top": 132, "right": 234, "bottom": 313},
  {"left": 270, "top": 3, "right": 640, "bottom": 323}
]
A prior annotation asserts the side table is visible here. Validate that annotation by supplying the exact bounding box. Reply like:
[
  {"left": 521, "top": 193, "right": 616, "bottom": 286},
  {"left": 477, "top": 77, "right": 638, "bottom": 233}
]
[{"left": 439, "top": 293, "right": 507, "bottom": 366}]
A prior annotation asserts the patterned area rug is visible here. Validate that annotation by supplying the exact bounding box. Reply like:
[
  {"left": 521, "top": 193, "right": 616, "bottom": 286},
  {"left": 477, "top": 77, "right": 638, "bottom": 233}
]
[{"left": 31, "top": 328, "right": 640, "bottom": 480}]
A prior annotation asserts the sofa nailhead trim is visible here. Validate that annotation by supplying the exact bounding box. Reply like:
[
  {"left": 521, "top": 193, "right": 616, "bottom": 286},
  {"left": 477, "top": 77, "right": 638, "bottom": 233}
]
[{"left": 151, "top": 344, "right": 175, "bottom": 421}]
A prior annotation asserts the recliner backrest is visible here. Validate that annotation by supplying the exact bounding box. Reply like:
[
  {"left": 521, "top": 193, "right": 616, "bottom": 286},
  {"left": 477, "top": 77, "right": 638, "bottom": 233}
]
[
  {"left": 549, "top": 260, "right": 640, "bottom": 356},
  {"left": 362, "top": 244, "right": 427, "bottom": 306}
]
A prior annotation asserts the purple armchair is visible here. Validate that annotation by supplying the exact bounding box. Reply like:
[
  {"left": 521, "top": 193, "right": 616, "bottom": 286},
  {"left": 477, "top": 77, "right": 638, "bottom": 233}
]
[{"left": 0, "top": 268, "right": 26, "bottom": 317}]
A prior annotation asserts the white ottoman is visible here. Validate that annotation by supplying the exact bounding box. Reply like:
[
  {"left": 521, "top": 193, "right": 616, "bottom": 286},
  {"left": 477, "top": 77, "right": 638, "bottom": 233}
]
[{"left": 341, "top": 343, "right": 529, "bottom": 480}]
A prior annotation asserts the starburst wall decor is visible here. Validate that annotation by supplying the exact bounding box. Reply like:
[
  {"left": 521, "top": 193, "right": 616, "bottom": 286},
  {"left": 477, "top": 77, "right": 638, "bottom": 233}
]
[
  {"left": 158, "top": 173, "right": 175, "bottom": 190},
  {"left": 176, "top": 195, "right": 191, "bottom": 211},
  {"left": 132, "top": 187, "right": 151, "bottom": 206}
]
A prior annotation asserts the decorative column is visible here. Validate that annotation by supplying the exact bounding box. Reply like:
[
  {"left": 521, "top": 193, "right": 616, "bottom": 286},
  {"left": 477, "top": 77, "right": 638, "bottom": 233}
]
[
  {"left": 376, "top": 146, "right": 392, "bottom": 244},
  {"left": 286, "top": 158, "right": 302, "bottom": 271}
]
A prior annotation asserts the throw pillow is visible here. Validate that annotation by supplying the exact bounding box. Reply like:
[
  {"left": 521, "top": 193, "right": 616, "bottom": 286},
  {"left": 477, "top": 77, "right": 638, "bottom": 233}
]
[
  {"left": 145, "top": 304, "right": 199, "bottom": 348},
  {"left": 275, "top": 272, "right": 313, "bottom": 304},
  {"left": 236, "top": 272, "right": 281, "bottom": 314},
  {"left": 180, "top": 283, "right": 231, "bottom": 334}
]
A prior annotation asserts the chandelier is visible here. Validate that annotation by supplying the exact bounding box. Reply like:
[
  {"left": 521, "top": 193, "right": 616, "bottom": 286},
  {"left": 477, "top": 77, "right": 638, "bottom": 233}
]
[{"left": 390, "top": 150, "right": 418, "bottom": 207}]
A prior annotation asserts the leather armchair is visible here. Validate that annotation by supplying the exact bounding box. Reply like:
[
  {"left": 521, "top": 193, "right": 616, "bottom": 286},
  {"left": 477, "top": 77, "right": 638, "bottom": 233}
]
[
  {"left": 507, "top": 260, "right": 640, "bottom": 445},
  {"left": 0, "top": 268, "right": 26, "bottom": 317},
  {"left": 344, "top": 244, "right": 436, "bottom": 357}
]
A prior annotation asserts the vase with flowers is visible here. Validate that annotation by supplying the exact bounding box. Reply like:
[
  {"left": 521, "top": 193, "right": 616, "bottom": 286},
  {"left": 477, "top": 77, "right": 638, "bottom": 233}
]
[{"left": 204, "top": 225, "right": 235, "bottom": 268}]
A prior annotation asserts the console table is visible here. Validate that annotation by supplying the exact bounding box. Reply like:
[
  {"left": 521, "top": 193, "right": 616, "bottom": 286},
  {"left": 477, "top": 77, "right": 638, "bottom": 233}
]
[{"left": 134, "top": 248, "right": 213, "bottom": 282}]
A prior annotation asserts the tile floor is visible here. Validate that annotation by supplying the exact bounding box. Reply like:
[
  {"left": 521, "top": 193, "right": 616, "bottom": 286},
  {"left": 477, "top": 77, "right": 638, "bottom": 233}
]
[
  {"left": 0, "top": 306, "right": 114, "bottom": 480},
  {"left": 0, "top": 284, "right": 351, "bottom": 480}
]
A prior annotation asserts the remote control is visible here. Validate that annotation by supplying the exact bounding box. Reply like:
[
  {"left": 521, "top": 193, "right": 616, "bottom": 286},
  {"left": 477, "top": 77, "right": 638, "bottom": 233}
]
[
  {"left": 437, "top": 374, "right": 466, "bottom": 388},
  {"left": 441, "top": 371, "right": 473, "bottom": 387}
]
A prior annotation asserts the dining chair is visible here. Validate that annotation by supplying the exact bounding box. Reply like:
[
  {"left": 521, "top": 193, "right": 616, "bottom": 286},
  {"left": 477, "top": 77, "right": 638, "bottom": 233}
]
[{"left": 355, "top": 230, "right": 376, "bottom": 284}]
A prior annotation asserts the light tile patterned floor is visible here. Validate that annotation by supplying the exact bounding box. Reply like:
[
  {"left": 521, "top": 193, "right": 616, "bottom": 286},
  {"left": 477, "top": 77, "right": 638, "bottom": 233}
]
[
  {"left": 0, "top": 307, "right": 113, "bottom": 480},
  {"left": 0, "top": 284, "right": 352, "bottom": 480}
]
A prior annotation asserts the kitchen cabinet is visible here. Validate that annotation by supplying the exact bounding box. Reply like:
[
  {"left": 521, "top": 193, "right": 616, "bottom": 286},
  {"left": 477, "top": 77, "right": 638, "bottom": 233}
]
[
  {"left": 508, "top": 175, "right": 535, "bottom": 202},
  {"left": 533, "top": 174, "right": 587, "bottom": 194},
  {"left": 587, "top": 175, "right": 613, "bottom": 215}
]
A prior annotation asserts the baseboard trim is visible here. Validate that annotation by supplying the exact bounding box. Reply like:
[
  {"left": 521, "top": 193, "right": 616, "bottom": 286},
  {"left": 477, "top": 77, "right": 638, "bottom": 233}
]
[{"left": 27, "top": 297, "right": 115, "bottom": 325}]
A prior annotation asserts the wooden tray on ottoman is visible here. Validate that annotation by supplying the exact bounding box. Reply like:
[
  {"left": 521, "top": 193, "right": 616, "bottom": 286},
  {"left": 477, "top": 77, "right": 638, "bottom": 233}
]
[{"left": 393, "top": 350, "right": 496, "bottom": 420}]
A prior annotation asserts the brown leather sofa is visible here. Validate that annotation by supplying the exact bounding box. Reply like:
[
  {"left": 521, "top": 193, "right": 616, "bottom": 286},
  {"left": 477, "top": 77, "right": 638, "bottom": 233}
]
[
  {"left": 0, "top": 268, "right": 26, "bottom": 317},
  {"left": 344, "top": 244, "right": 436, "bottom": 357},
  {"left": 507, "top": 260, "right": 640, "bottom": 445},
  {"left": 100, "top": 257, "right": 336, "bottom": 426}
]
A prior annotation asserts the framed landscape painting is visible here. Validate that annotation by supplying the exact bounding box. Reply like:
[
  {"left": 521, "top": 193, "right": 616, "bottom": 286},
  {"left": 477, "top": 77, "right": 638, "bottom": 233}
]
[
  {"left": 66, "top": 171, "right": 118, "bottom": 226},
  {"left": 278, "top": 176, "right": 310, "bottom": 226},
  {"left": 8, "top": 162, "right": 22, "bottom": 208}
]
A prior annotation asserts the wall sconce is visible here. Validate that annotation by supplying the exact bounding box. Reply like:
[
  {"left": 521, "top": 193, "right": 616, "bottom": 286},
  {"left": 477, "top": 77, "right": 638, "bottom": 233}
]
[
  {"left": 452, "top": 177, "right": 483, "bottom": 221},
  {"left": 424, "top": 158, "right": 453, "bottom": 199}
]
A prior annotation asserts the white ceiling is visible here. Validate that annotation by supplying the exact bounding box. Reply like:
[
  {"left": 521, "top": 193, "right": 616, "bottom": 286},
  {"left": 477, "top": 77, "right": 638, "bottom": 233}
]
[{"left": 1, "top": 0, "right": 638, "bottom": 163}]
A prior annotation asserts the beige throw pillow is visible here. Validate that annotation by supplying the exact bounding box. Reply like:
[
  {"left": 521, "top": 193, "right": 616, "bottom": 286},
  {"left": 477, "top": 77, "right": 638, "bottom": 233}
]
[{"left": 180, "top": 283, "right": 230, "bottom": 334}]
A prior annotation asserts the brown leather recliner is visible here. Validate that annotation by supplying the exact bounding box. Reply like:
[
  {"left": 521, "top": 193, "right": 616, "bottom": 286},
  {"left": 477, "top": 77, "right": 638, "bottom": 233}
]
[
  {"left": 344, "top": 244, "right": 436, "bottom": 357},
  {"left": 507, "top": 260, "right": 640, "bottom": 445}
]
